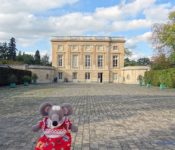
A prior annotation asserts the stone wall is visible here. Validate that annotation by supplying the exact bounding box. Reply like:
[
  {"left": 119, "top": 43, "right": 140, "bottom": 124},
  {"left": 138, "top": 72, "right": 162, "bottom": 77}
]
[
  {"left": 9, "top": 65, "right": 56, "bottom": 83},
  {"left": 122, "top": 66, "right": 150, "bottom": 84}
]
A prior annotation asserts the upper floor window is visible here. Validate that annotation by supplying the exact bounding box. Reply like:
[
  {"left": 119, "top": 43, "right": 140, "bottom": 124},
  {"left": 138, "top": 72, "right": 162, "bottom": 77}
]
[
  {"left": 85, "top": 45, "right": 93, "bottom": 51},
  {"left": 113, "top": 55, "right": 118, "bottom": 67},
  {"left": 58, "top": 45, "right": 63, "bottom": 51},
  {"left": 58, "top": 55, "right": 63, "bottom": 67},
  {"left": 97, "top": 45, "right": 104, "bottom": 51},
  {"left": 72, "top": 55, "right": 78, "bottom": 68},
  {"left": 70, "top": 45, "right": 78, "bottom": 51},
  {"left": 98, "top": 55, "right": 103, "bottom": 68},
  {"left": 85, "top": 55, "right": 91, "bottom": 68},
  {"left": 113, "top": 46, "right": 118, "bottom": 50}
]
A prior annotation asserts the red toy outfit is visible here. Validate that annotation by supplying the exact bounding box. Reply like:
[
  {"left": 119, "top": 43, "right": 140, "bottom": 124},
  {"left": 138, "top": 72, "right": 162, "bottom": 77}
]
[{"left": 35, "top": 117, "right": 72, "bottom": 150}]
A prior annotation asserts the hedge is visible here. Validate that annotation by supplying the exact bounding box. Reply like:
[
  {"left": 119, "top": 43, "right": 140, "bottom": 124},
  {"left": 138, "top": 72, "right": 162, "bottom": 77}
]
[
  {"left": 144, "top": 68, "right": 175, "bottom": 88},
  {"left": 0, "top": 67, "right": 32, "bottom": 86}
]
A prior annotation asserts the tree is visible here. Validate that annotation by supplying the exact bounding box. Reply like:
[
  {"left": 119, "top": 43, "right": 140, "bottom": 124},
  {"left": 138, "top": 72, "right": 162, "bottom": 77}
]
[
  {"left": 8, "top": 37, "right": 17, "bottom": 60},
  {"left": 152, "top": 11, "right": 175, "bottom": 53},
  {"left": 124, "top": 58, "right": 137, "bottom": 66},
  {"left": 125, "top": 48, "right": 132, "bottom": 58},
  {"left": 137, "top": 57, "right": 151, "bottom": 66},
  {"left": 168, "top": 51, "right": 175, "bottom": 65},
  {"left": 0, "top": 42, "right": 8, "bottom": 60},
  {"left": 16, "top": 51, "right": 23, "bottom": 62},
  {"left": 151, "top": 53, "right": 170, "bottom": 70},
  {"left": 22, "top": 53, "right": 35, "bottom": 64},
  {"left": 41, "top": 54, "right": 49, "bottom": 66},
  {"left": 34, "top": 50, "right": 41, "bottom": 64}
]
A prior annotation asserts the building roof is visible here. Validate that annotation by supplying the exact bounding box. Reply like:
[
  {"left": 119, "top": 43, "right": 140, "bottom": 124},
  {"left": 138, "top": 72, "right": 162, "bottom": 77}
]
[
  {"left": 122, "top": 66, "right": 150, "bottom": 70},
  {"left": 28, "top": 65, "right": 55, "bottom": 70},
  {"left": 51, "top": 36, "right": 125, "bottom": 42}
]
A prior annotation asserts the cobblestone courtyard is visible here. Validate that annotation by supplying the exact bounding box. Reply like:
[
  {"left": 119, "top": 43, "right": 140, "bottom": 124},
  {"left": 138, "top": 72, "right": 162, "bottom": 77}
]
[{"left": 0, "top": 83, "right": 175, "bottom": 150}]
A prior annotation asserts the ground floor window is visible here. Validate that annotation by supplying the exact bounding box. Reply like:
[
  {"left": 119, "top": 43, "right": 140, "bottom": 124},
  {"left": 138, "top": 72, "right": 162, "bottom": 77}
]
[
  {"left": 72, "top": 72, "right": 77, "bottom": 79},
  {"left": 113, "top": 73, "right": 118, "bottom": 80},
  {"left": 85, "top": 72, "right": 90, "bottom": 80},
  {"left": 58, "top": 72, "right": 63, "bottom": 79}
]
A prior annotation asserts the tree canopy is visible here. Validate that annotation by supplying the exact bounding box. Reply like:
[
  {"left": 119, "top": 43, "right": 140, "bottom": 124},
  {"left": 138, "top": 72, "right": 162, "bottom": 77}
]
[{"left": 152, "top": 11, "right": 175, "bottom": 53}]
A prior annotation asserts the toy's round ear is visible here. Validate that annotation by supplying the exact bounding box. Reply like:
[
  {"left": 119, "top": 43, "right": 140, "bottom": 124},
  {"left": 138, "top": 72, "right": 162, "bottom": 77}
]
[
  {"left": 61, "top": 103, "right": 73, "bottom": 116},
  {"left": 39, "top": 102, "right": 52, "bottom": 116}
]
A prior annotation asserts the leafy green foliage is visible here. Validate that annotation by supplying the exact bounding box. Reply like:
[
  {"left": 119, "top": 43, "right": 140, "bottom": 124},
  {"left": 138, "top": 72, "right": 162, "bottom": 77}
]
[
  {"left": 8, "top": 37, "right": 17, "bottom": 60},
  {"left": 144, "top": 68, "right": 175, "bottom": 88},
  {"left": 22, "top": 75, "right": 31, "bottom": 83},
  {"left": 151, "top": 54, "right": 170, "bottom": 70},
  {"left": 137, "top": 58, "right": 151, "bottom": 66},
  {"left": 1, "top": 38, "right": 51, "bottom": 65},
  {"left": 124, "top": 57, "right": 151, "bottom": 66},
  {"left": 152, "top": 11, "right": 175, "bottom": 58},
  {"left": 0, "top": 38, "right": 17, "bottom": 61},
  {"left": 41, "top": 54, "right": 50, "bottom": 66},
  {"left": 8, "top": 74, "right": 18, "bottom": 83},
  {"left": 32, "top": 73, "right": 38, "bottom": 83},
  {"left": 34, "top": 50, "right": 41, "bottom": 64},
  {"left": 124, "top": 48, "right": 132, "bottom": 57},
  {"left": 0, "top": 67, "right": 32, "bottom": 86}
]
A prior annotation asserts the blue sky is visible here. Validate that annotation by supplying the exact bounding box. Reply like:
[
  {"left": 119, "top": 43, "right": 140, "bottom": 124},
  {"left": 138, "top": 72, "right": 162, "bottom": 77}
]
[{"left": 0, "top": 0, "right": 174, "bottom": 60}]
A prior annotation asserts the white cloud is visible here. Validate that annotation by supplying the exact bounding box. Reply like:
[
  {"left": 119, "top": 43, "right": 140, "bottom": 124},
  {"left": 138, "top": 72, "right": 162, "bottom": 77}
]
[
  {"left": 0, "top": 0, "right": 174, "bottom": 49},
  {"left": 121, "top": 0, "right": 156, "bottom": 17},
  {"left": 144, "top": 3, "right": 173, "bottom": 22},
  {"left": 130, "top": 51, "right": 151, "bottom": 60},
  {"left": 0, "top": 0, "right": 79, "bottom": 13},
  {"left": 126, "top": 32, "right": 152, "bottom": 49},
  {"left": 111, "top": 19, "right": 152, "bottom": 32}
]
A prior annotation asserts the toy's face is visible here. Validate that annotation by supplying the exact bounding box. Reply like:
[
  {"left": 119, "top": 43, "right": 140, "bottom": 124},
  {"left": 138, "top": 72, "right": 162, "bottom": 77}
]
[
  {"left": 47, "top": 105, "right": 64, "bottom": 128},
  {"left": 39, "top": 102, "right": 73, "bottom": 129}
]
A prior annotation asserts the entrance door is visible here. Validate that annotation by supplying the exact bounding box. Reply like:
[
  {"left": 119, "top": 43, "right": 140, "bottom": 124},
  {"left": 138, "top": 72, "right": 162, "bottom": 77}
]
[{"left": 98, "top": 73, "right": 103, "bottom": 83}]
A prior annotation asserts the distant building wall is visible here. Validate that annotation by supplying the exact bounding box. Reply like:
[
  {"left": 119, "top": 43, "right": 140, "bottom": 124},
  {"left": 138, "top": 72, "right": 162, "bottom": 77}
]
[
  {"left": 28, "top": 66, "right": 55, "bottom": 83},
  {"left": 51, "top": 36, "right": 125, "bottom": 83},
  {"left": 9, "top": 65, "right": 56, "bottom": 83},
  {"left": 122, "top": 66, "right": 150, "bottom": 84}
]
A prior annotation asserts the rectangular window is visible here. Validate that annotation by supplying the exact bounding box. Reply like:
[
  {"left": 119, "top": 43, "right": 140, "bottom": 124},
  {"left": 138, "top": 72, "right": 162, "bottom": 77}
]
[
  {"left": 113, "top": 55, "right": 118, "bottom": 67},
  {"left": 85, "top": 55, "right": 91, "bottom": 68},
  {"left": 72, "top": 55, "right": 78, "bottom": 68},
  {"left": 73, "top": 45, "right": 78, "bottom": 51},
  {"left": 58, "top": 55, "right": 63, "bottom": 66},
  {"left": 113, "top": 46, "right": 118, "bottom": 50},
  {"left": 70, "top": 45, "right": 78, "bottom": 51},
  {"left": 58, "top": 45, "right": 63, "bottom": 51},
  {"left": 72, "top": 72, "right": 77, "bottom": 79},
  {"left": 98, "top": 55, "right": 103, "bottom": 68},
  {"left": 97, "top": 45, "right": 103, "bottom": 51},
  {"left": 85, "top": 72, "right": 90, "bottom": 80},
  {"left": 58, "top": 72, "right": 63, "bottom": 79},
  {"left": 85, "top": 45, "right": 93, "bottom": 51},
  {"left": 113, "top": 73, "right": 118, "bottom": 80}
]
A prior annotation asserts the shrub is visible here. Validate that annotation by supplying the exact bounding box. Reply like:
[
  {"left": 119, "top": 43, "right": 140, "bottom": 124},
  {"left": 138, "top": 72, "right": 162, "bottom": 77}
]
[
  {"left": 8, "top": 74, "right": 17, "bottom": 83},
  {"left": 32, "top": 73, "right": 38, "bottom": 83},
  {"left": 144, "top": 68, "right": 175, "bottom": 88},
  {"left": 23, "top": 75, "right": 31, "bottom": 83},
  {"left": 0, "top": 67, "right": 32, "bottom": 86}
]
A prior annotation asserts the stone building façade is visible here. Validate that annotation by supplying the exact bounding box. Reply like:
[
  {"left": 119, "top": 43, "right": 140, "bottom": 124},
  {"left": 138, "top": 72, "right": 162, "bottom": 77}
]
[{"left": 51, "top": 36, "right": 150, "bottom": 84}]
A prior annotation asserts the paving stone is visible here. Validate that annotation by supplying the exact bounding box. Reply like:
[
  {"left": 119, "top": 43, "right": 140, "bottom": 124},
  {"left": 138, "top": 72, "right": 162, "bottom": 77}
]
[{"left": 0, "top": 83, "right": 175, "bottom": 150}]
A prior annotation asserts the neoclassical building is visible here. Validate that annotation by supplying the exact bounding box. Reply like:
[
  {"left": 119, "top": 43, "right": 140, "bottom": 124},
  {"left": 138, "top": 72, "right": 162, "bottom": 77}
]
[{"left": 51, "top": 36, "right": 150, "bottom": 83}]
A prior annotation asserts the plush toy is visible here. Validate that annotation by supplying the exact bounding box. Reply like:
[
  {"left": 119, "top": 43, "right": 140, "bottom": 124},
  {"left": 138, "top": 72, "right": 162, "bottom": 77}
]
[{"left": 32, "top": 102, "right": 78, "bottom": 150}]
